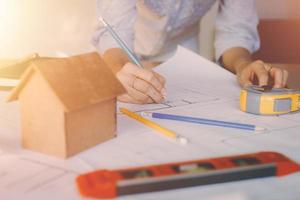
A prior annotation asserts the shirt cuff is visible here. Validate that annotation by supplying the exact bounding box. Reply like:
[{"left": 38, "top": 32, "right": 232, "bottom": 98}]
[{"left": 215, "top": 38, "right": 260, "bottom": 61}]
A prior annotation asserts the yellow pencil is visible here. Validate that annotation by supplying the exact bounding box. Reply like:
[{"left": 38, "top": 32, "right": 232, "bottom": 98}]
[{"left": 120, "top": 108, "right": 188, "bottom": 145}]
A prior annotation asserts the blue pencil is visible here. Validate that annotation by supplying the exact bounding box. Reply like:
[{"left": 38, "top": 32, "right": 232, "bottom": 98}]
[
  {"left": 99, "top": 17, "right": 143, "bottom": 68},
  {"left": 141, "top": 112, "right": 265, "bottom": 131}
]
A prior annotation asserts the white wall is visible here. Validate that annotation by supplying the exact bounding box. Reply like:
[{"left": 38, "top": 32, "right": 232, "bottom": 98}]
[{"left": 0, "top": 0, "right": 97, "bottom": 58}]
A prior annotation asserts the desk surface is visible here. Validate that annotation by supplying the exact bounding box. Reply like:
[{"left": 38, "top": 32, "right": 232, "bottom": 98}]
[{"left": 0, "top": 47, "right": 300, "bottom": 200}]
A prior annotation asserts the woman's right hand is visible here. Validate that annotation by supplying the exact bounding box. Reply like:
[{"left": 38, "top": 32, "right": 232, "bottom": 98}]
[{"left": 116, "top": 62, "right": 166, "bottom": 104}]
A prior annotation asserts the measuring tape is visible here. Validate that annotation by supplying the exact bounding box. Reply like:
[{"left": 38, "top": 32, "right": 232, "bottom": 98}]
[
  {"left": 240, "top": 86, "right": 300, "bottom": 115},
  {"left": 76, "top": 151, "right": 300, "bottom": 199}
]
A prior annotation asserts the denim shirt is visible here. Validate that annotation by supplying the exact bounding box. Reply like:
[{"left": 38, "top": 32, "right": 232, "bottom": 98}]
[{"left": 93, "top": 0, "right": 259, "bottom": 61}]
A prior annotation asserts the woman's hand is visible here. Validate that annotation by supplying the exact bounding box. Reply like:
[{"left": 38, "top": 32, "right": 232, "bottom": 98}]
[
  {"left": 221, "top": 47, "right": 289, "bottom": 88},
  {"left": 116, "top": 62, "right": 166, "bottom": 104},
  {"left": 236, "top": 60, "right": 288, "bottom": 88},
  {"left": 102, "top": 48, "right": 166, "bottom": 104}
]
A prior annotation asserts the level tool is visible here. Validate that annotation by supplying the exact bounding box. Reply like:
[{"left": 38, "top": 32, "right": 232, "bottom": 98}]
[
  {"left": 240, "top": 85, "right": 300, "bottom": 115},
  {"left": 76, "top": 151, "right": 300, "bottom": 199}
]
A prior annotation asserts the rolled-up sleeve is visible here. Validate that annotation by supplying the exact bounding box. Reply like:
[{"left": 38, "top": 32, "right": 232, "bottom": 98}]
[
  {"left": 214, "top": 0, "right": 260, "bottom": 61},
  {"left": 92, "top": 0, "right": 137, "bottom": 54}
]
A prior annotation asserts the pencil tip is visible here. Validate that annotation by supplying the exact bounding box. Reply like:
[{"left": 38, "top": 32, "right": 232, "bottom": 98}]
[
  {"left": 255, "top": 126, "right": 266, "bottom": 132},
  {"left": 98, "top": 16, "right": 106, "bottom": 25}
]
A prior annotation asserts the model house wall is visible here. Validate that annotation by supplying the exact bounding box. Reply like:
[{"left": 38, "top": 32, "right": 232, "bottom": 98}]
[{"left": 7, "top": 53, "right": 125, "bottom": 158}]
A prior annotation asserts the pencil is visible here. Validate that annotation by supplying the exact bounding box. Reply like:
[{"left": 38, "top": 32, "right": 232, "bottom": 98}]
[
  {"left": 120, "top": 108, "right": 188, "bottom": 144},
  {"left": 99, "top": 17, "right": 143, "bottom": 68},
  {"left": 141, "top": 112, "right": 265, "bottom": 131}
]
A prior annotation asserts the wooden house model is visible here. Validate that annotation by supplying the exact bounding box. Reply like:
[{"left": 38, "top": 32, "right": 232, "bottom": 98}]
[{"left": 7, "top": 52, "right": 125, "bottom": 158}]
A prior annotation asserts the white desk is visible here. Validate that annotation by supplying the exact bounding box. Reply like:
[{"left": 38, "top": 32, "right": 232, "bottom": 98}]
[{"left": 0, "top": 47, "right": 300, "bottom": 200}]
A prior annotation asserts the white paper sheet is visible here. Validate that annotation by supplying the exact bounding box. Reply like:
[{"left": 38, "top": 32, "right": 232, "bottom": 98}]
[{"left": 0, "top": 46, "right": 299, "bottom": 200}]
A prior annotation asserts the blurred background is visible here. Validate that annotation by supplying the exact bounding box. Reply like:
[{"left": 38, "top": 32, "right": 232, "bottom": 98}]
[
  {"left": 0, "top": 0, "right": 98, "bottom": 57},
  {"left": 0, "top": 0, "right": 299, "bottom": 62}
]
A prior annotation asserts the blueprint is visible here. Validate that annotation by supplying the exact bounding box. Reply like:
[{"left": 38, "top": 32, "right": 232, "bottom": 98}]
[{"left": 0, "top": 47, "right": 300, "bottom": 200}]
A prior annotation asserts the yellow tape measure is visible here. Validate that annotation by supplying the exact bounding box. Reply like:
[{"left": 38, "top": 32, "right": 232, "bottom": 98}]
[{"left": 240, "top": 86, "right": 300, "bottom": 115}]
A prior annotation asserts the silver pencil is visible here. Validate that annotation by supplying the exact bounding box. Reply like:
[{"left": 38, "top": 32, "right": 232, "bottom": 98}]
[{"left": 99, "top": 17, "right": 143, "bottom": 68}]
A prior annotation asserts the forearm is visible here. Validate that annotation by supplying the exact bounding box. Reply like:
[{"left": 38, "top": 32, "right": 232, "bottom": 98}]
[
  {"left": 215, "top": 0, "right": 259, "bottom": 74},
  {"left": 103, "top": 48, "right": 131, "bottom": 74},
  {"left": 221, "top": 47, "right": 253, "bottom": 74}
]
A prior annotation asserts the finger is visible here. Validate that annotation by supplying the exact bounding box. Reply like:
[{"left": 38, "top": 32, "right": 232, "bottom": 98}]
[
  {"left": 132, "top": 78, "right": 164, "bottom": 103},
  {"left": 116, "top": 69, "right": 135, "bottom": 88},
  {"left": 153, "top": 72, "right": 166, "bottom": 86},
  {"left": 116, "top": 65, "right": 162, "bottom": 104},
  {"left": 116, "top": 71, "right": 154, "bottom": 104},
  {"left": 237, "top": 68, "right": 253, "bottom": 87},
  {"left": 252, "top": 63, "right": 269, "bottom": 86},
  {"left": 240, "top": 79, "right": 252, "bottom": 88},
  {"left": 124, "top": 86, "right": 154, "bottom": 104},
  {"left": 153, "top": 72, "right": 167, "bottom": 96},
  {"left": 270, "top": 68, "right": 284, "bottom": 88},
  {"left": 127, "top": 87, "right": 154, "bottom": 104},
  {"left": 124, "top": 63, "right": 165, "bottom": 92},
  {"left": 282, "top": 69, "right": 289, "bottom": 87}
]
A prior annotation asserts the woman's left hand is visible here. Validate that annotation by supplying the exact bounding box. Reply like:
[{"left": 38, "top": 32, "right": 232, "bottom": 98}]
[{"left": 236, "top": 60, "right": 289, "bottom": 88}]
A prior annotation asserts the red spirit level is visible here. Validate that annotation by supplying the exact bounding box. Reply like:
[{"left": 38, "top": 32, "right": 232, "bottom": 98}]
[{"left": 76, "top": 151, "right": 300, "bottom": 199}]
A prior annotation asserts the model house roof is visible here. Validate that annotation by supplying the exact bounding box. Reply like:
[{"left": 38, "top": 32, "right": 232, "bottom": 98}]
[{"left": 7, "top": 52, "right": 125, "bottom": 111}]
